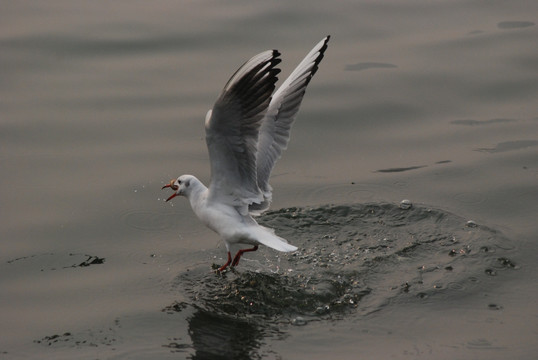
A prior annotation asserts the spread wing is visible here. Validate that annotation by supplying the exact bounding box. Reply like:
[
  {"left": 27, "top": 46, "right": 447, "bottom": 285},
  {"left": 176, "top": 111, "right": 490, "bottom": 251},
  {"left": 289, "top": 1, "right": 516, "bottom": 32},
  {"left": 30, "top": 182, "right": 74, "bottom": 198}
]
[
  {"left": 249, "top": 36, "right": 330, "bottom": 214},
  {"left": 205, "top": 50, "right": 282, "bottom": 209}
]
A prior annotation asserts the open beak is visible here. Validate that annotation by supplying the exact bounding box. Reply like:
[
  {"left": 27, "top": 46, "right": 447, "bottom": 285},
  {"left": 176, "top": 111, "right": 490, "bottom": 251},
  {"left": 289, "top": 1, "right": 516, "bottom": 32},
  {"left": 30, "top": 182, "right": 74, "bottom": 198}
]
[
  {"left": 162, "top": 179, "right": 179, "bottom": 202},
  {"left": 165, "top": 193, "right": 178, "bottom": 202}
]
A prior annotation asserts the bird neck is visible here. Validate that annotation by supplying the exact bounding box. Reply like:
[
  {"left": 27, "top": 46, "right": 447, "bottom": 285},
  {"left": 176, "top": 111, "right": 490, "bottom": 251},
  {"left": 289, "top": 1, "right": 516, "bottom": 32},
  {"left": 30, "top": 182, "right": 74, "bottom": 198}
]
[{"left": 186, "top": 179, "right": 208, "bottom": 211}]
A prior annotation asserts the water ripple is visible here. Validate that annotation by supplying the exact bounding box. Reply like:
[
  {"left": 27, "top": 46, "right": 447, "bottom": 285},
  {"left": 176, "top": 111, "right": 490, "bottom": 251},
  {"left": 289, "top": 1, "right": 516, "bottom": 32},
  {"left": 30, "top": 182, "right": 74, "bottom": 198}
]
[
  {"left": 497, "top": 21, "right": 535, "bottom": 30},
  {"left": 168, "top": 203, "right": 515, "bottom": 325}
]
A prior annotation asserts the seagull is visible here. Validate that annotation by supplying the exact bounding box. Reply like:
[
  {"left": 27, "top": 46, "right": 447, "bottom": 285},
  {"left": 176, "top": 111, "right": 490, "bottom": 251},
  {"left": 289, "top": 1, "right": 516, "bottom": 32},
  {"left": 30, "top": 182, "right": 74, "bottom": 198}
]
[{"left": 162, "top": 36, "right": 330, "bottom": 272}]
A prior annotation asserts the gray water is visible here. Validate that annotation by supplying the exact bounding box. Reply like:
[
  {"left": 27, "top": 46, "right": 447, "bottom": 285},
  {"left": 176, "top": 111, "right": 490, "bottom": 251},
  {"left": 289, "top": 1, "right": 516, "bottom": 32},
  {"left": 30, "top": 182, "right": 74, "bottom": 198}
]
[{"left": 1, "top": 1, "right": 537, "bottom": 359}]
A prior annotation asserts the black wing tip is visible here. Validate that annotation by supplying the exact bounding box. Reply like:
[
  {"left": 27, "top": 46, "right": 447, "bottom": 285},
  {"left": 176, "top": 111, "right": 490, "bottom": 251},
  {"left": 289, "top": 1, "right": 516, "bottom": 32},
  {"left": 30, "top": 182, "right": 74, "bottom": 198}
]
[
  {"left": 270, "top": 50, "right": 282, "bottom": 71},
  {"left": 314, "top": 36, "right": 331, "bottom": 67},
  {"left": 231, "top": 49, "right": 281, "bottom": 90},
  {"left": 299, "top": 35, "right": 330, "bottom": 88},
  {"left": 223, "top": 47, "right": 282, "bottom": 120}
]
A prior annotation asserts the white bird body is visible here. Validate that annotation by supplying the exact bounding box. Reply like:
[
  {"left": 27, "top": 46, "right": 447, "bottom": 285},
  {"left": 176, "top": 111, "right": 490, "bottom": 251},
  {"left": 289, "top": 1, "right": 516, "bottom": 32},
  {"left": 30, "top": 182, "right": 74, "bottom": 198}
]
[
  {"left": 163, "top": 36, "right": 330, "bottom": 271},
  {"left": 178, "top": 174, "right": 298, "bottom": 253}
]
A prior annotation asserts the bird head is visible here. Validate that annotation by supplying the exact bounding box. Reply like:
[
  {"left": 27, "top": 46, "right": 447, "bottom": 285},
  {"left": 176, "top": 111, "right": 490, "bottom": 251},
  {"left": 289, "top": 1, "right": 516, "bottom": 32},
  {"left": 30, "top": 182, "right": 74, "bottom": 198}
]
[{"left": 161, "top": 175, "right": 192, "bottom": 201}]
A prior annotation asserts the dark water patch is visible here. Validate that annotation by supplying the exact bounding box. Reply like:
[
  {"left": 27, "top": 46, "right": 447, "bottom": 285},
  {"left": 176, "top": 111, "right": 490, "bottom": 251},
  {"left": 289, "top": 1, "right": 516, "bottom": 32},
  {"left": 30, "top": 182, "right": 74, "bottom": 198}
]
[
  {"left": 435, "top": 160, "right": 452, "bottom": 164},
  {"left": 475, "top": 140, "right": 538, "bottom": 153},
  {"left": 169, "top": 203, "right": 514, "bottom": 328},
  {"left": 186, "top": 310, "right": 264, "bottom": 359},
  {"left": 163, "top": 301, "right": 273, "bottom": 359},
  {"left": 488, "top": 303, "right": 503, "bottom": 310},
  {"left": 34, "top": 319, "right": 120, "bottom": 349},
  {"left": 497, "top": 21, "right": 535, "bottom": 29},
  {"left": 477, "top": 78, "right": 538, "bottom": 102},
  {"left": 466, "top": 338, "right": 506, "bottom": 350},
  {"left": 451, "top": 118, "right": 517, "bottom": 126},
  {"left": 34, "top": 333, "right": 74, "bottom": 346},
  {"left": 375, "top": 165, "right": 427, "bottom": 173},
  {"left": 34, "top": 329, "right": 118, "bottom": 348},
  {"left": 77, "top": 255, "right": 105, "bottom": 267},
  {"left": 5, "top": 253, "right": 105, "bottom": 271},
  {"left": 345, "top": 62, "right": 397, "bottom": 71}
]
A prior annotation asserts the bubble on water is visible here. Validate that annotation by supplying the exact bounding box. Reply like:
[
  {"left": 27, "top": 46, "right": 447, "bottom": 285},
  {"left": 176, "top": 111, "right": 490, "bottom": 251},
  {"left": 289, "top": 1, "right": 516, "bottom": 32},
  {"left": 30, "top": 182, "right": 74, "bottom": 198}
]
[
  {"left": 485, "top": 269, "right": 497, "bottom": 276},
  {"left": 315, "top": 305, "right": 330, "bottom": 315},
  {"left": 495, "top": 257, "right": 519, "bottom": 269},
  {"left": 466, "top": 220, "right": 478, "bottom": 228},
  {"left": 399, "top": 199, "right": 412, "bottom": 209},
  {"left": 291, "top": 317, "right": 307, "bottom": 326}
]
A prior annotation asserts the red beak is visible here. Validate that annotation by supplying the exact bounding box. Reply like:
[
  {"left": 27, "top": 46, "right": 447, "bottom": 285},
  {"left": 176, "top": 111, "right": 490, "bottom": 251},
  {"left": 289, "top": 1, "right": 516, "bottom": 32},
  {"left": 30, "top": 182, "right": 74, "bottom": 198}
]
[
  {"left": 162, "top": 180, "right": 179, "bottom": 202},
  {"left": 165, "top": 193, "right": 178, "bottom": 202}
]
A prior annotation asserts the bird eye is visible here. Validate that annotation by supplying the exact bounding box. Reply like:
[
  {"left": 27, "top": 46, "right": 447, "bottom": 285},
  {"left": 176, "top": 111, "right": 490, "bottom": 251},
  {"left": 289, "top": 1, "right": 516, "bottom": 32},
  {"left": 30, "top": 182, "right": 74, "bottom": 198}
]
[{"left": 178, "top": 180, "right": 182, "bottom": 185}]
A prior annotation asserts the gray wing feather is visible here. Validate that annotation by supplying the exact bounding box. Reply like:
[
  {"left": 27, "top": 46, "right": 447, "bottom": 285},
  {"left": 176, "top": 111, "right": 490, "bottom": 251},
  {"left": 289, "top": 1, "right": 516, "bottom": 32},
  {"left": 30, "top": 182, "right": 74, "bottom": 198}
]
[
  {"left": 205, "top": 50, "right": 281, "bottom": 208},
  {"left": 250, "top": 36, "right": 330, "bottom": 214}
]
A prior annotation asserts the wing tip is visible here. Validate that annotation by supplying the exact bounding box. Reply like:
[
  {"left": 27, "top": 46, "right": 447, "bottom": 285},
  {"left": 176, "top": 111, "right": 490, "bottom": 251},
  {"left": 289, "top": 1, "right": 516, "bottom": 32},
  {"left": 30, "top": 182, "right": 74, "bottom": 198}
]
[{"left": 310, "top": 35, "right": 331, "bottom": 75}]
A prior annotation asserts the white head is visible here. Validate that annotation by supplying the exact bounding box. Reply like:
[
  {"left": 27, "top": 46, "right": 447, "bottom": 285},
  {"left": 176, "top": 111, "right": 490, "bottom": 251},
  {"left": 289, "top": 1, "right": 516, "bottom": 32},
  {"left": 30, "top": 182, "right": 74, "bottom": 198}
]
[{"left": 161, "top": 174, "right": 196, "bottom": 202}]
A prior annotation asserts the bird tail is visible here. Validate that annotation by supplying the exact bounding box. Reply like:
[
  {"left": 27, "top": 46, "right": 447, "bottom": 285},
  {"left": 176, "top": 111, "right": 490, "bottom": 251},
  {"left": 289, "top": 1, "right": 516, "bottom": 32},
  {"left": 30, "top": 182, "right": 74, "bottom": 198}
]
[{"left": 253, "top": 226, "right": 298, "bottom": 252}]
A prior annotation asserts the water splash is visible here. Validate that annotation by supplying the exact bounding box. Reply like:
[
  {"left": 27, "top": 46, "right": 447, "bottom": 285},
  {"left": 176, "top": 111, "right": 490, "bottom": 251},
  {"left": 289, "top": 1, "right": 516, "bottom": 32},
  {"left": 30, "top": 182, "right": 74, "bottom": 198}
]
[{"left": 169, "top": 203, "right": 515, "bottom": 326}]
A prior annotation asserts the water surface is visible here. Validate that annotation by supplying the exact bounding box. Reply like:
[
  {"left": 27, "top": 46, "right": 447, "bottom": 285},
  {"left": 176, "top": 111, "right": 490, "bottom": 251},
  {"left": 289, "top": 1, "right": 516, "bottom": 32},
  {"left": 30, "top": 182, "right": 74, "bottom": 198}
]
[{"left": 1, "top": 1, "right": 537, "bottom": 359}]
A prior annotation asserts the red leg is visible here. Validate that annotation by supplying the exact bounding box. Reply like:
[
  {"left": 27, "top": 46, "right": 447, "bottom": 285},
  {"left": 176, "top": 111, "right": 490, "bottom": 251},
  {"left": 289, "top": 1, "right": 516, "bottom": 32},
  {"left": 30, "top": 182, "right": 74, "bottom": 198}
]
[
  {"left": 232, "top": 245, "right": 258, "bottom": 267},
  {"left": 218, "top": 251, "right": 232, "bottom": 272}
]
